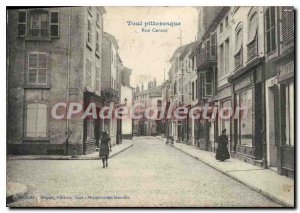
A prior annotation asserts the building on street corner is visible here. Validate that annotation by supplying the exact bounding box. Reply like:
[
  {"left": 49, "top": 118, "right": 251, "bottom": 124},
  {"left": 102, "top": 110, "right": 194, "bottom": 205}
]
[{"left": 7, "top": 7, "right": 106, "bottom": 155}]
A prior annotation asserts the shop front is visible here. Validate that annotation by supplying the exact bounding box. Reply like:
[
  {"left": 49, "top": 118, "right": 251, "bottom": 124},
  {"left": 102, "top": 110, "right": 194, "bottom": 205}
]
[
  {"left": 83, "top": 91, "right": 104, "bottom": 155},
  {"left": 229, "top": 64, "right": 264, "bottom": 166},
  {"left": 276, "top": 56, "right": 294, "bottom": 178}
]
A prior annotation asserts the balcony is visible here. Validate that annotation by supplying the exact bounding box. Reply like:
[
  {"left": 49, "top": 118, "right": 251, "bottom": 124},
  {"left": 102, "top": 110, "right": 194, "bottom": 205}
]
[
  {"left": 234, "top": 48, "right": 243, "bottom": 71},
  {"left": 197, "top": 46, "right": 217, "bottom": 71},
  {"left": 247, "top": 35, "right": 258, "bottom": 62},
  {"left": 101, "top": 88, "right": 119, "bottom": 102}
]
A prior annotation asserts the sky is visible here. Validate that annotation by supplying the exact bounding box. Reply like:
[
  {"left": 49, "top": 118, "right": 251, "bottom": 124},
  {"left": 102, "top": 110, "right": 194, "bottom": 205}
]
[{"left": 103, "top": 7, "right": 198, "bottom": 89}]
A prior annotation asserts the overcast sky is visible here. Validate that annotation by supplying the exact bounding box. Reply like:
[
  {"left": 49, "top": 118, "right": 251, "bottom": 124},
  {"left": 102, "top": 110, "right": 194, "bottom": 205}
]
[{"left": 103, "top": 7, "right": 198, "bottom": 89}]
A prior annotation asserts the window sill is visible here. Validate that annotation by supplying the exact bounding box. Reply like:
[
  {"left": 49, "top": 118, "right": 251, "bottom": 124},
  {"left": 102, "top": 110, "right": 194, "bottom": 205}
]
[
  {"left": 24, "top": 84, "right": 51, "bottom": 89},
  {"left": 24, "top": 36, "right": 52, "bottom": 42},
  {"left": 23, "top": 137, "right": 50, "bottom": 142}
]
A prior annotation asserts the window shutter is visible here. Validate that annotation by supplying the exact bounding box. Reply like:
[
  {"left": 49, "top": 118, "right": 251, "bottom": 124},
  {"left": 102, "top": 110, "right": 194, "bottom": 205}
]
[
  {"left": 18, "top": 11, "right": 27, "bottom": 37},
  {"left": 281, "top": 6, "right": 294, "bottom": 46},
  {"left": 265, "top": 8, "right": 271, "bottom": 53},
  {"left": 26, "top": 104, "right": 37, "bottom": 137},
  {"left": 50, "top": 11, "right": 59, "bottom": 37},
  {"left": 210, "top": 32, "right": 217, "bottom": 59},
  {"left": 36, "top": 104, "right": 47, "bottom": 137},
  {"left": 206, "top": 39, "right": 211, "bottom": 59}
]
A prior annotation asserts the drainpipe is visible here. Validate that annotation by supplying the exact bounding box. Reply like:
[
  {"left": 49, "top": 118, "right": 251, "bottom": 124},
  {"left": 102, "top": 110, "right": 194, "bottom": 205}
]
[{"left": 65, "top": 8, "right": 71, "bottom": 155}]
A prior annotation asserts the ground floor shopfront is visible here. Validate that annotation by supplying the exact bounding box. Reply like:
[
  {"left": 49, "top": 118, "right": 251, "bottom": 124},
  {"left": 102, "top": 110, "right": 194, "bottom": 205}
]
[
  {"left": 229, "top": 61, "right": 264, "bottom": 166},
  {"left": 273, "top": 54, "right": 294, "bottom": 178}
]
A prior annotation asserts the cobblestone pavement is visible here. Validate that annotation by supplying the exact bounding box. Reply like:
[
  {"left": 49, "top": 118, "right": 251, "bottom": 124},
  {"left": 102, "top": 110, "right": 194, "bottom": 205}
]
[{"left": 7, "top": 137, "right": 280, "bottom": 207}]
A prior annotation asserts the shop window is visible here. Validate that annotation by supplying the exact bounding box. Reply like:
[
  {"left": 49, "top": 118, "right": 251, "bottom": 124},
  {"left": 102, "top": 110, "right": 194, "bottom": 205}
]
[
  {"left": 220, "top": 100, "right": 231, "bottom": 142},
  {"left": 237, "top": 89, "right": 253, "bottom": 147},
  {"left": 26, "top": 103, "right": 47, "bottom": 138},
  {"left": 284, "top": 82, "right": 294, "bottom": 147}
]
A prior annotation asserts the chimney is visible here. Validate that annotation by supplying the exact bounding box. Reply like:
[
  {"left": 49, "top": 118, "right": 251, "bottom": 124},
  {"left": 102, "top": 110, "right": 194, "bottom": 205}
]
[
  {"left": 154, "top": 78, "right": 157, "bottom": 86},
  {"left": 141, "top": 83, "right": 144, "bottom": 91}
]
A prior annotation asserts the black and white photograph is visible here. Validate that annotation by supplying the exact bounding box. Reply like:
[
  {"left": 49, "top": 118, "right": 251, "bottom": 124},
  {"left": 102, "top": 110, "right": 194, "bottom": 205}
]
[{"left": 5, "top": 4, "right": 295, "bottom": 208}]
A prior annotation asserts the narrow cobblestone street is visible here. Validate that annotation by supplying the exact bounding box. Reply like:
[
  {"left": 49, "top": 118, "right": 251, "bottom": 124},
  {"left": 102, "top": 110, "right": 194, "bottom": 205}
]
[{"left": 7, "top": 137, "right": 280, "bottom": 207}]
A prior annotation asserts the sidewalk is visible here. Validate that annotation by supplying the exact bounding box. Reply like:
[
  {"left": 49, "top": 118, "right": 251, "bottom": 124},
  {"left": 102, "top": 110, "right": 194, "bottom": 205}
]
[
  {"left": 7, "top": 140, "right": 133, "bottom": 160},
  {"left": 157, "top": 137, "right": 294, "bottom": 207}
]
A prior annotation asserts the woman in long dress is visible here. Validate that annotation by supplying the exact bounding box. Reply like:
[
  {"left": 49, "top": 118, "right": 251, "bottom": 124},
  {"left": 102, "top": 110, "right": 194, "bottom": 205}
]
[
  {"left": 99, "top": 131, "right": 112, "bottom": 168},
  {"left": 216, "top": 129, "right": 230, "bottom": 161}
]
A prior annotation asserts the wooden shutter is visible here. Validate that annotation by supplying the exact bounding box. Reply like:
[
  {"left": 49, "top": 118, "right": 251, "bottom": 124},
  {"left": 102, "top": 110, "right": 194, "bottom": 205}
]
[
  {"left": 36, "top": 104, "right": 47, "bottom": 137},
  {"left": 210, "top": 32, "right": 217, "bottom": 59},
  {"left": 50, "top": 11, "right": 59, "bottom": 37},
  {"left": 281, "top": 6, "right": 294, "bottom": 46}
]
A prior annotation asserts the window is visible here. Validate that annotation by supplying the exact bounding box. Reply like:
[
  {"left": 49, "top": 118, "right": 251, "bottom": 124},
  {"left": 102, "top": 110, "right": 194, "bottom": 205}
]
[
  {"left": 95, "top": 66, "right": 100, "bottom": 92},
  {"left": 28, "top": 52, "right": 48, "bottom": 85},
  {"left": 192, "top": 82, "right": 195, "bottom": 100},
  {"left": 157, "top": 100, "right": 162, "bottom": 107},
  {"left": 204, "top": 69, "right": 214, "bottom": 97},
  {"left": 265, "top": 7, "right": 276, "bottom": 53},
  {"left": 284, "top": 82, "right": 294, "bottom": 146},
  {"left": 225, "top": 16, "right": 229, "bottom": 27},
  {"left": 86, "top": 58, "right": 92, "bottom": 88},
  {"left": 248, "top": 12, "right": 258, "bottom": 42},
  {"left": 210, "top": 33, "right": 217, "bottom": 58},
  {"left": 174, "top": 80, "right": 177, "bottom": 94},
  {"left": 237, "top": 89, "right": 253, "bottom": 147},
  {"left": 87, "top": 19, "right": 92, "bottom": 46},
  {"left": 220, "top": 22, "right": 223, "bottom": 33},
  {"left": 236, "top": 27, "right": 243, "bottom": 52},
  {"left": 224, "top": 38, "right": 230, "bottom": 74},
  {"left": 18, "top": 10, "right": 27, "bottom": 37},
  {"left": 219, "top": 43, "right": 224, "bottom": 75},
  {"left": 26, "top": 103, "right": 47, "bottom": 138},
  {"left": 96, "top": 30, "right": 100, "bottom": 55},
  {"left": 50, "top": 11, "right": 59, "bottom": 37},
  {"left": 281, "top": 6, "right": 294, "bottom": 47},
  {"left": 31, "top": 12, "right": 49, "bottom": 37}
]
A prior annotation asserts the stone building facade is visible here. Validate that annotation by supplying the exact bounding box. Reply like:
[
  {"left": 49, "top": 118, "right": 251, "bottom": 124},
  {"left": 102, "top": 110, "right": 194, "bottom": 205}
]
[{"left": 7, "top": 7, "right": 106, "bottom": 155}]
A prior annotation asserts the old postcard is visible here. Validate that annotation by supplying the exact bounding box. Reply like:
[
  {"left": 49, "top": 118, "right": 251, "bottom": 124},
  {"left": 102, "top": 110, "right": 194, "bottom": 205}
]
[{"left": 6, "top": 6, "right": 295, "bottom": 207}]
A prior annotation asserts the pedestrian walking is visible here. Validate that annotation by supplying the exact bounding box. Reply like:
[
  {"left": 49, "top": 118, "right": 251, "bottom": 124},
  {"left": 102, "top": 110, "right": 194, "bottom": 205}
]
[
  {"left": 99, "top": 131, "right": 112, "bottom": 168},
  {"left": 216, "top": 129, "right": 230, "bottom": 161}
]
